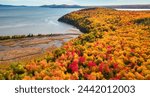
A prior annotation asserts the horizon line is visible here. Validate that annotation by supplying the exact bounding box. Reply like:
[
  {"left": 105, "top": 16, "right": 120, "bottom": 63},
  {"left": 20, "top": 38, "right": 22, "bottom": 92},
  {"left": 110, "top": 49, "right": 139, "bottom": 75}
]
[{"left": 0, "top": 3, "right": 150, "bottom": 7}]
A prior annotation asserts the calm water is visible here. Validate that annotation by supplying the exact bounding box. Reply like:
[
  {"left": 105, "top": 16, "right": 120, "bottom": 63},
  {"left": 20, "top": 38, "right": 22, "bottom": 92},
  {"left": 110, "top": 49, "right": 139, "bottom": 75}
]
[
  {"left": 116, "top": 9, "right": 150, "bottom": 11},
  {"left": 0, "top": 7, "right": 81, "bottom": 36}
]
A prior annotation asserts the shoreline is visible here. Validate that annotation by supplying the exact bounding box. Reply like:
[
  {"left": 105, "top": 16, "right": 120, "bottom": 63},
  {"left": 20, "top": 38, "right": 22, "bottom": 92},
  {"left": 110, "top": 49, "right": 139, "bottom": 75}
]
[
  {"left": 0, "top": 33, "right": 81, "bottom": 40},
  {"left": 0, "top": 33, "right": 81, "bottom": 65},
  {"left": 58, "top": 15, "right": 88, "bottom": 33}
]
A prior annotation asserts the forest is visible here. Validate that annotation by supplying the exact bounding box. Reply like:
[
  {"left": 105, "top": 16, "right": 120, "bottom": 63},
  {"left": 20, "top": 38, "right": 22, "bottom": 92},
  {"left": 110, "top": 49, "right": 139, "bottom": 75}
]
[{"left": 0, "top": 8, "right": 150, "bottom": 80}]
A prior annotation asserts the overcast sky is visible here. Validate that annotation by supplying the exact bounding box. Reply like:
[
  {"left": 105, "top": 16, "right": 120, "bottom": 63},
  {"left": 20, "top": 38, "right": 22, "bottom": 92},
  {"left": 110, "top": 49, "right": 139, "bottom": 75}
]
[{"left": 0, "top": 0, "right": 149, "bottom": 6}]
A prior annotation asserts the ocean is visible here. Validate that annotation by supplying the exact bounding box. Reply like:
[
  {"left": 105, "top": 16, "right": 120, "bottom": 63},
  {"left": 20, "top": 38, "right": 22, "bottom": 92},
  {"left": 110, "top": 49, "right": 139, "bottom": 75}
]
[{"left": 0, "top": 7, "right": 81, "bottom": 36}]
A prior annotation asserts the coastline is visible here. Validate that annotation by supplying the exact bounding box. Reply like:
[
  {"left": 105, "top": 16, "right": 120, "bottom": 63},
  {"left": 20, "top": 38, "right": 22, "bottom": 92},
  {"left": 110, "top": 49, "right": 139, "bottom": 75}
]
[
  {"left": 58, "top": 14, "right": 89, "bottom": 33},
  {"left": 0, "top": 33, "right": 81, "bottom": 40},
  {"left": 0, "top": 7, "right": 82, "bottom": 70},
  {"left": 0, "top": 33, "right": 81, "bottom": 66}
]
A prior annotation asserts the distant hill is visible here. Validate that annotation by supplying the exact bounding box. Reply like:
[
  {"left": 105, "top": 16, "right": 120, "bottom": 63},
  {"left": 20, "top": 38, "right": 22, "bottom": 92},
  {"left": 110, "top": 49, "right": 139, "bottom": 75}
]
[
  {"left": 40, "top": 4, "right": 85, "bottom": 8},
  {"left": 104, "top": 4, "right": 150, "bottom": 9},
  {"left": 0, "top": 4, "right": 15, "bottom": 7},
  {"left": 0, "top": 4, "right": 150, "bottom": 9},
  {"left": 0, "top": 4, "right": 29, "bottom": 7},
  {"left": 40, "top": 4, "right": 150, "bottom": 9}
]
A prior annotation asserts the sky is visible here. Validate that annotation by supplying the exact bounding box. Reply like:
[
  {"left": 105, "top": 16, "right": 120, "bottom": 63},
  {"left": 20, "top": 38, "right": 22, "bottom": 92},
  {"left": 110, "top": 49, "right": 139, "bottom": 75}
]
[{"left": 0, "top": 0, "right": 150, "bottom": 6}]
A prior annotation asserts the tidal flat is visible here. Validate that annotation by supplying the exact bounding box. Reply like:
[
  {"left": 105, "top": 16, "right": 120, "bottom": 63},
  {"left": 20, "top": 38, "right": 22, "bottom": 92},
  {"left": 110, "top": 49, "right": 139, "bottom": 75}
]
[{"left": 0, "top": 33, "right": 80, "bottom": 67}]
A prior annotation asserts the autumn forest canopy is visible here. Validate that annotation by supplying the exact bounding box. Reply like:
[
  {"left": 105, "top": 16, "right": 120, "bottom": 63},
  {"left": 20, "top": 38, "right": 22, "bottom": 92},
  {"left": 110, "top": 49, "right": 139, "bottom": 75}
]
[{"left": 0, "top": 8, "right": 150, "bottom": 80}]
